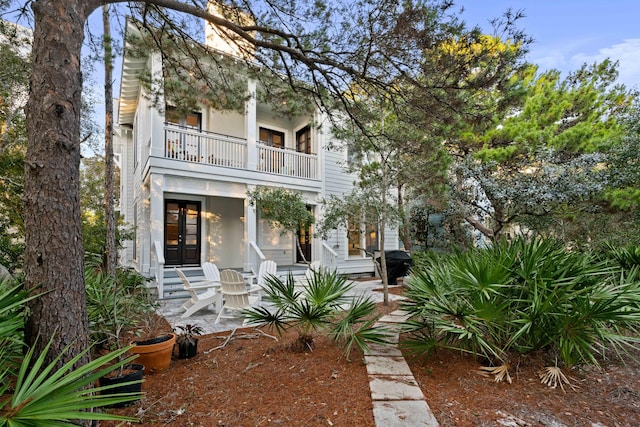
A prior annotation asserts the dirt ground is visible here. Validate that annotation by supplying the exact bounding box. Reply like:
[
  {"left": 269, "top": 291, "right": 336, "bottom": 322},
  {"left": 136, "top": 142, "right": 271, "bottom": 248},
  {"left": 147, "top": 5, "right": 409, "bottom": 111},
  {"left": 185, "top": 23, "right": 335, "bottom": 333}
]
[{"left": 103, "top": 286, "right": 640, "bottom": 426}]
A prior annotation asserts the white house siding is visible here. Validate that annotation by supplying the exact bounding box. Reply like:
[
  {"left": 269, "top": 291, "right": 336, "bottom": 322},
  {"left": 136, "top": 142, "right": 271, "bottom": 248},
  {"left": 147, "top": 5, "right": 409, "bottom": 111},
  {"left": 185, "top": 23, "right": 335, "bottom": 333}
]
[
  {"left": 209, "top": 109, "right": 245, "bottom": 139},
  {"left": 257, "top": 211, "right": 295, "bottom": 266},
  {"left": 115, "top": 124, "right": 136, "bottom": 266},
  {"left": 206, "top": 196, "right": 245, "bottom": 269}
]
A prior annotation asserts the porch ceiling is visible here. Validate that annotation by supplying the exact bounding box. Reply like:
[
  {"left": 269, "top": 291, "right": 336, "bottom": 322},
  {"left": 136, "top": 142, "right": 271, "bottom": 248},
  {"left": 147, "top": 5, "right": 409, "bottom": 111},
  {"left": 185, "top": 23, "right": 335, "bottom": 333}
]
[{"left": 117, "top": 21, "right": 147, "bottom": 126}]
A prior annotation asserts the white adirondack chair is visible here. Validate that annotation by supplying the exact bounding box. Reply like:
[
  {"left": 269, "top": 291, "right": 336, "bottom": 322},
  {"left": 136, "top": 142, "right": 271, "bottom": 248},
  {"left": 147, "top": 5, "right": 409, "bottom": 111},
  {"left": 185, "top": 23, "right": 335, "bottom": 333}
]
[
  {"left": 215, "top": 269, "right": 261, "bottom": 324},
  {"left": 175, "top": 267, "right": 222, "bottom": 319}
]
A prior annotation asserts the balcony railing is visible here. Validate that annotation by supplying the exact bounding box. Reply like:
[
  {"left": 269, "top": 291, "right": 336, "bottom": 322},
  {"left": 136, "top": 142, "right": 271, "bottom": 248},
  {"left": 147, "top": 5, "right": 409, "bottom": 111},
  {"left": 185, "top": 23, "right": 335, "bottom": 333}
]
[
  {"left": 257, "top": 144, "right": 318, "bottom": 179},
  {"left": 163, "top": 125, "right": 318, "bottom": 180},
  {"left": 165, "top": 125, "right": 247, "bottom": 169}
]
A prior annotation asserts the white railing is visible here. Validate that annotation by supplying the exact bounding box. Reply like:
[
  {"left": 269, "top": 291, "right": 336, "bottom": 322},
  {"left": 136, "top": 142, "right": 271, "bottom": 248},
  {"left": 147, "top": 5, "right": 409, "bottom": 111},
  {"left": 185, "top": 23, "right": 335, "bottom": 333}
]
[
  {"left": 248, "top": 241, "right": 266, "bottom": 275},
  {"left": 257, "top": 145, "right": 318, "bottom": 179},
  {"left": 321, "top": 242, "right": 338, "bottom": 270},
  {"left": 151, "top": 240, "right": 165, "bottom": 298},
  {"left": 165, "top": 125, "right": 247, "bottom": 169}
]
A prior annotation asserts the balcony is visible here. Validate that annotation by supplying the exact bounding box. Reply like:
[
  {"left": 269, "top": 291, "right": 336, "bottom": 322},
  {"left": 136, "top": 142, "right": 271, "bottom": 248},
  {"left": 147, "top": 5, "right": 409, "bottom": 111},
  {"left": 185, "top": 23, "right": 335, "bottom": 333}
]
[
  {"left": 164, "top": 125, "right": 318, "bottom": 180},
  {"left": 165, "top": 125, "right": 247, "bottom": 169}
]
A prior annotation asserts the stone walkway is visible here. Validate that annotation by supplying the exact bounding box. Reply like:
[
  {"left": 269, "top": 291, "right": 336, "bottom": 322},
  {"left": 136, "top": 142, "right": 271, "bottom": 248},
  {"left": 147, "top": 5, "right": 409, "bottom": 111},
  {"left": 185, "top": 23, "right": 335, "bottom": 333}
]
[
  {"left": 158, "top": 279, "right": 439, "bottom": 426},
  {"left": 367, "top": 310, "right": 439, "bottom": 426}
]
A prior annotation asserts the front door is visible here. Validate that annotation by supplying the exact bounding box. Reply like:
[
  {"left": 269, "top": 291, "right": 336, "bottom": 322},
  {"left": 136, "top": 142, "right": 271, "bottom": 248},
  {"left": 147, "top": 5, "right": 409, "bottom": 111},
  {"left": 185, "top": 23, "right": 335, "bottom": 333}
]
[
  {"left": 165, "top": 200, "right": 201, "bottom": 266},
  {"left": 296, "top": 206, "right": 312, "bottom": 263}
]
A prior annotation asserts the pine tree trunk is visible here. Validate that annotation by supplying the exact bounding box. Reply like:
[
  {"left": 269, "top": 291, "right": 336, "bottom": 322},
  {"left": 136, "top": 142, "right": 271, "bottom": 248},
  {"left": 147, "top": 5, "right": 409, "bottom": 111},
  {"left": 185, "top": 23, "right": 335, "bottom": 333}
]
[
  {"left": 24, "top": 0, "right": 98, "bottom": 369},
  {"left": 103, "top": 4, "right": 117, "bottom": 277},
  {"left": 397, "top": 182, "right": 412, "bottom": 252}
]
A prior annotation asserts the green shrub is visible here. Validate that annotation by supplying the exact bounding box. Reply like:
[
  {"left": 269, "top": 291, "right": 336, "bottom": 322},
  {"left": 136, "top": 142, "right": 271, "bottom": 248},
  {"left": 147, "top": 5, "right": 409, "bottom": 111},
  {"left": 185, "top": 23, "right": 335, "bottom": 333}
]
[
  {"left": 244, "top": 269, "right": 389, "bottom": 359},
  {"left": 603, "top": 242, "right": 640, "bottom": 270},
  {"left": 85, "top": 263, "right": 156, "bottom": 349},
  {"left": 0, "top": 277, "right": 141, "bottom": 424},
  {"left": 402, "top": 237, "right": 640, "bottom": 368}
]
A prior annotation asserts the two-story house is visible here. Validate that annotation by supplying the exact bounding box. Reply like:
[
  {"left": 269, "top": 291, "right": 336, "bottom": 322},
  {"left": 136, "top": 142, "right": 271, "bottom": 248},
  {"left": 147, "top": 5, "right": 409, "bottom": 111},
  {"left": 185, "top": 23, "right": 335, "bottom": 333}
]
[{"left": 115, "top": 17, "right": 399, "bottom": 298}]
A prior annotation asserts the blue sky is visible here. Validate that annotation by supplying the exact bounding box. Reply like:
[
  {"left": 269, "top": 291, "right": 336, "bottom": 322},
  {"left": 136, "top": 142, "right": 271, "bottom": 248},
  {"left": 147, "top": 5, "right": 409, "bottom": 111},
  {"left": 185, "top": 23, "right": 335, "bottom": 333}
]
[{"left": 456, "top": 0, "right": 640, "bottom": 88}]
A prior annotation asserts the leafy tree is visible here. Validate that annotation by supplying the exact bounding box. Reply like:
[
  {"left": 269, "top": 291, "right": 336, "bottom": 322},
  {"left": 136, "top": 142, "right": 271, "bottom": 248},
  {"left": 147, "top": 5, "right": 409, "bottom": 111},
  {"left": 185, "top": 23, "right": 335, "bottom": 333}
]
[
  {"left": 450, "top": 61, "right": 637, "bottom": 241},
  {"left": 0, "top": 20, "right": 30, "bottom": 273},
  {"left": 247, "top": 186, "right": 314, "bottom": 264},
  {"left": 604, "top": 104, "right": 640, "bottom": 210},
  {"left": 80, "top": 155, "right": 131, "bottom": 259},
  {"left": 320, "top": 20, "right": 530, "bottom": 299}
]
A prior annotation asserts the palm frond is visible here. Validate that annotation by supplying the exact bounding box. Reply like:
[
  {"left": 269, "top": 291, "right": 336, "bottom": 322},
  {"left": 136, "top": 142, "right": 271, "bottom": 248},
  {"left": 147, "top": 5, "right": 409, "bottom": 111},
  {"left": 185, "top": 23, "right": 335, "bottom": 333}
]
[
  {"left": 478, "top": 363, "right": 512, "bottom": 384},
  {"left": 538, "top": 366, "right": 577, "bottom": 392}
]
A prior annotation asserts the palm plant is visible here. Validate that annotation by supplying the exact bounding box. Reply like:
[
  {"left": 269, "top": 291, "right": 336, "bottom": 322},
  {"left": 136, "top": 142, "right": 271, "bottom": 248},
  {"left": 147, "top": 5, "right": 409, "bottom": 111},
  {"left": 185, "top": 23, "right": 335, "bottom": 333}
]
[
  {"left": 244, "top": 269, "right": 389, "bottom": 358},
  {"left": 402, "top": 236, "right": 640, "bottom": 382},
  {"left": 0, "top": 277, "right": 141, "bottom": 425},
  {"left": 1, "top": 338, "right": 140, "bottom": 426},
  {"left": 603, "top": 242, "right": 640, "bottom": 270}
]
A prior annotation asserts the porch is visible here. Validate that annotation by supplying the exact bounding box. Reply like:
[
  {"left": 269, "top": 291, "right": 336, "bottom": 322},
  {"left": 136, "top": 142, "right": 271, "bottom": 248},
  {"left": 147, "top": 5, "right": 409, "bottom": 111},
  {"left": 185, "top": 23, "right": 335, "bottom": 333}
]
[{"left": 150, "top": 239, "right": 340, "bottom": 300}]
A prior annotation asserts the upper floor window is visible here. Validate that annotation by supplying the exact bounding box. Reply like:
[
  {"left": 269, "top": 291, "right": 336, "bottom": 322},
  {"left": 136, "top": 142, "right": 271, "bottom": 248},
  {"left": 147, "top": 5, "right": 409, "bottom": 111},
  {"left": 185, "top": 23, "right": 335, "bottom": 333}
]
[
  {"left": 296, "top": 126, "right": 311, "bottom": 154},
  {"left": 259, "top": 127, "right": 284, "bottom": 148},
  {"left": 166, "top": 106, "right": 201, "bottom": 131}
]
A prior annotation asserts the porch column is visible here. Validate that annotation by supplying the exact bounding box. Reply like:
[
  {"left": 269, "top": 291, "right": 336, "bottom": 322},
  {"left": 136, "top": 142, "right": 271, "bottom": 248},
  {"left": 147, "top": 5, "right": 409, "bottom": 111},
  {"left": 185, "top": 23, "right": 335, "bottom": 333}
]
[
  {"left": 149, "top": 52, "right": 166, "bottom": 158},
  {"left": 149, "top": 173, "right": 165, "bottom": 276},
  {"left": 139, "top": 182, "right": 151, "bottom": 275},
  {"left": 244, "top": 184, "right": 257, "bottom": 272},
  {"left": 246, "top": 80, "right": 258, "bottom": 171}
]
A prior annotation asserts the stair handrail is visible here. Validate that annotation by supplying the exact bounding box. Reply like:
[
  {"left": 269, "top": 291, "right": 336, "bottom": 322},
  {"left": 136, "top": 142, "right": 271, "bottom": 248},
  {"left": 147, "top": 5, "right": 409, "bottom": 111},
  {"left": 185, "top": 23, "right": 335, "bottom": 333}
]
[
  {"left": 248, "top": 241, "right": 266, "bottom": 275},
  {"left": 321, "top": 241, "right": 338, "bottom": 270}
]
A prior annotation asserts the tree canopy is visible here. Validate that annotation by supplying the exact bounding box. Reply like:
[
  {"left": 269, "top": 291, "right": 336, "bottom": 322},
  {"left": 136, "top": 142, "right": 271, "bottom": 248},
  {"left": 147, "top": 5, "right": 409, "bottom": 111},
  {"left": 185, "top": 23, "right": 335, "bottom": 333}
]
[
  {"left": 448, "top": 60, "right": 638, "bottom": 240},
  {"left": 5, "top": 0, "right": 535, "bottom": 367}
]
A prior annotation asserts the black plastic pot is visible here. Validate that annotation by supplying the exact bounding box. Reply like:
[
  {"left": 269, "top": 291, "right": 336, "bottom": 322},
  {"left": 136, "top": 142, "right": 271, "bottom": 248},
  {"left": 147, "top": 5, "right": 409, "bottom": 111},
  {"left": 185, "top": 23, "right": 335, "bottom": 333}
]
[
  {"left": 177, "top": 339, "right": 198, "bottom": 359},
  {"left": 99, "top": 363, "right": 144, "bottom": 408}
]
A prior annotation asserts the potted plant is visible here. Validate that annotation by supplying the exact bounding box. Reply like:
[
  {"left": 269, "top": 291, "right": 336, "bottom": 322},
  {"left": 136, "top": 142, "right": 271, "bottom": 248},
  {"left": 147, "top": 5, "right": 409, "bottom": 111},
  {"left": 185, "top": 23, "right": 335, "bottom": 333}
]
[
  {"left": 85, "top": 263, "right": 151, "bottom": 403},
  {"left": 174, "top": 324, "right": 204, "bottom": 359},
  {"left": 129, "top": 332, "right": 176, "bottom": 372}
]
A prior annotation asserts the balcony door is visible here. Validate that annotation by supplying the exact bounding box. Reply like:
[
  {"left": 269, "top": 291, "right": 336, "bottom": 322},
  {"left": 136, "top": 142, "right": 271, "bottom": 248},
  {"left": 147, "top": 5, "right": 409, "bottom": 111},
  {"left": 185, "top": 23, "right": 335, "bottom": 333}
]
[
  {"left": 259, "top": 127, "right": 284, "bottom": 173},
  {"left": 165, "top": 106, "right": 202, "bottom": 161},
  {"left": 165, "top": 200, "right": 201, "bottom": 266},
  {"left": 296, "top": 126, "right": 311, "bottom": 154},
  {"left": 296, "top": 206, "right": 313, "bottom": 263}
]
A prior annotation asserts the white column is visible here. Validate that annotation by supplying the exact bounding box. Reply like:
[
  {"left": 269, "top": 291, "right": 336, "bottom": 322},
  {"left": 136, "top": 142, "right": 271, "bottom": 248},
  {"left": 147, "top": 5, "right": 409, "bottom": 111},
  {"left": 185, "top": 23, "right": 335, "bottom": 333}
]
[
  {"left": 149, "top": 173, "right": 165, "bottom": 275},
  {"left": 140, "top": 183, "right": 151, "bottom": 275},
  {"left": 149, "top": 52, "right": 166, "bottom": 158},
  {"left": 246, "top": 80, "right": 258, "bottom": 170},
  {"left": 244, "top": 184, "right": 257, "bottom": 272}
]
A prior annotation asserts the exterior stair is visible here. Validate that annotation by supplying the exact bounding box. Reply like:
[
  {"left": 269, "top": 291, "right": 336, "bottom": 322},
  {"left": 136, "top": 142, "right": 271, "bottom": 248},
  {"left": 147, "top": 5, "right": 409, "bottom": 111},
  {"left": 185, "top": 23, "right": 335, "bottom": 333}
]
[{"left": 159, "top": 264, "right": 309, "bottom": 300}]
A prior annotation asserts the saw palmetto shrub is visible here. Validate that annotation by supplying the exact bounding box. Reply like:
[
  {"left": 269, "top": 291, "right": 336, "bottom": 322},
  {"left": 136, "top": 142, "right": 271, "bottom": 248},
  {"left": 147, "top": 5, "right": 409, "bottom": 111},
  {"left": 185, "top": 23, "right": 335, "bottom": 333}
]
[{"left": 401, "top": 237, "right": 640, "bottom": 369}]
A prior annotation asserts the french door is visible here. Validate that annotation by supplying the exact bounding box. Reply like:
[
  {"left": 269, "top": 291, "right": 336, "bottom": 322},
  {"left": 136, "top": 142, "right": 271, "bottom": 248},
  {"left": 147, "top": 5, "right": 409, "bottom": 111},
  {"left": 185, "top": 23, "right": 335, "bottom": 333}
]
[
  {"left": 164, "top": 200, "right": 201, "bottom": 266},
  {"left": 296, "top": 206, "right": 312, "bottom": 263}
]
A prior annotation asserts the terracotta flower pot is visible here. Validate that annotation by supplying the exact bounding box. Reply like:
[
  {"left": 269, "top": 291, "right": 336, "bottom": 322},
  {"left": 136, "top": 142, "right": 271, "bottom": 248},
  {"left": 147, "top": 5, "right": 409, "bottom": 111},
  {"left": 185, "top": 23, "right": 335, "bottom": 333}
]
[{"left": 129, "top": 333, "right": 176, "bottom": 373}]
